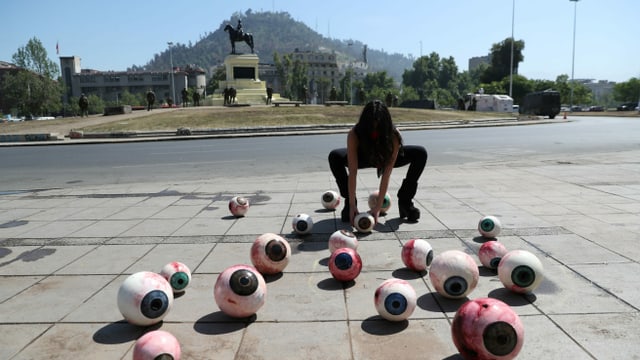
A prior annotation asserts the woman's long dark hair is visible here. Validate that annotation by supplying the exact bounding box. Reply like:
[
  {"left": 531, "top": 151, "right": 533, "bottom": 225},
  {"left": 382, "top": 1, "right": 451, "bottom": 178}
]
[{"left": 354, "top": 100, "right": 403, "bottom": 172}]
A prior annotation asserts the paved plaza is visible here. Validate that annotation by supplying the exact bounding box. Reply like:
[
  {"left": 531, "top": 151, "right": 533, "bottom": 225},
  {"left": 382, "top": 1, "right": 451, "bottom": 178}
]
[{"left": 1, "top": 147, "right": 639, "bottom": 359}]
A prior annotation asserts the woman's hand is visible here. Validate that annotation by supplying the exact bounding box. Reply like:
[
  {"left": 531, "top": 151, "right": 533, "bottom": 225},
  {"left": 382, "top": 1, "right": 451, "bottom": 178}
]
[{"left": 350, "top": 205, "right": 360, "bottom": 227}]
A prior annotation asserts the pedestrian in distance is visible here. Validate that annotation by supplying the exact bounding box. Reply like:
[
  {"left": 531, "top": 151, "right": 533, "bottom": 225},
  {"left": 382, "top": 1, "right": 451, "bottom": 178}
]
[
  {"left": 192, "top": 90, "right": 200, "bottom": 107},
  {"left": 328, "top": 100, "right": 427, "bottom": 225},
  {"left": 78, "top": 93, "right": 89, "bottom": 117},
  {"left": 146, "top": 90, "right": 156, "bottom": 111},
  {"left": 266, "top": 86, "right": 273, "bottom": 105},
  {"left": 181, "top": 88, "right": 189, "bottom": 107}
]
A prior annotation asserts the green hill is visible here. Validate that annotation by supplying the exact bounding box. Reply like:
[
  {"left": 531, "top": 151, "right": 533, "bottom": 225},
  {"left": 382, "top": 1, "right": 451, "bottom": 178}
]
[{"left": 134, "top": 10, "right": 412, "bottom": 83}]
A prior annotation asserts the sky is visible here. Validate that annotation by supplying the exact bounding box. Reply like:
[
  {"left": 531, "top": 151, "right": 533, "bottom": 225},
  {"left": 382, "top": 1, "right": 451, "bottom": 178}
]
[{"left": 3, "top": 0, "right": 639, "bottom": 83}]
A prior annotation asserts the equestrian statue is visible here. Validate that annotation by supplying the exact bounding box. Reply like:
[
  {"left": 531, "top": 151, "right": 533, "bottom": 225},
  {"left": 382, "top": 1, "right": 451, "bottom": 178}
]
[{"left": 224, "top": 20, "right": 254, "bottom": 54}]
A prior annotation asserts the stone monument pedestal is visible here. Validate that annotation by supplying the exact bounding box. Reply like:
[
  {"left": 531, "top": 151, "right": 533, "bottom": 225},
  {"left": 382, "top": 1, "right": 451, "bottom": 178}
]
[{"left": 219, "top": 54, "right": 267, "bottom": 105}]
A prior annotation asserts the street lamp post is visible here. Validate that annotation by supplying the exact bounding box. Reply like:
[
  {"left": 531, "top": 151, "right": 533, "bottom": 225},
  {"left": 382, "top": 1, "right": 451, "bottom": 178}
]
[
  {"left": 509, "top": 0, "right": 515, "bottom": 98},
  {"left": 167, "top": 42, "right": 176, "bottom": 107},
  {"left": 569, "top": 0, "right": 579, "bottom": 111}
]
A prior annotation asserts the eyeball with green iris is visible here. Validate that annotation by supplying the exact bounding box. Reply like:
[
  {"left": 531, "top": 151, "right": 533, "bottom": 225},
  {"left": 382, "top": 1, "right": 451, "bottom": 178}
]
[
  {"left": 478, "top": 215, "right": 502, "bottom": 238},
  {"left": 160, "top": 261, "right": 192, "bottom": 294},
  {"left": 498, "top": 250, "right": 544, "bottom": 294}
]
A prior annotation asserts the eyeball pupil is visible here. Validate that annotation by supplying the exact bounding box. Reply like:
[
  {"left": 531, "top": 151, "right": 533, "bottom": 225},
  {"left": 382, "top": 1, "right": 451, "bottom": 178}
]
[
  {"left": 481, "top": 219, "right": 495, "bottom": 232},
  {"left": 155, "top": 354, "right": 174, "bottom": 360},
  {"left": 140, "top": 290, "right": 169, "bottom": 318},
  {"left": 230, "top": 269, "right": 259, "bottom": 296},
  {"left": 511, "top": 265, "right": 535, "bottom": 287},
  {"left": 323, "top": 193, "right": 333, "bottom": 202},
  {"left": 358, "top": 217, "right": 371, "bottom": 228},
  {"left": 426, "top": 250, "right": 434, "bottom": 267},
  {"left": 296, "top": 221, "right": 308, "bottom": 232},
  {"left": 444, "top": 276, "right": 468, "bottom": 296},
  {"left": 483, "top": 321, "right": 518, "bottom": 356},
  {"left": 384, "top": 292, "right": 408, "bottom": 315},
  {"left": 334, "top": 253, "right": 353, "bottom": 270},
  {"left": 490, "top": 257, "right": 502, "bottom": 269},
  {"left": 266, "top": 239, "right": 287, "bottom": 261}
]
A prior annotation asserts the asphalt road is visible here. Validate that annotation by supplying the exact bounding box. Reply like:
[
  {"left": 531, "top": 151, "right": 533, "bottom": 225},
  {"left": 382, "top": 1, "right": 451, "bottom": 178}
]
[{"left": 1, "top": 116, "right": 638, "bottom": 191}]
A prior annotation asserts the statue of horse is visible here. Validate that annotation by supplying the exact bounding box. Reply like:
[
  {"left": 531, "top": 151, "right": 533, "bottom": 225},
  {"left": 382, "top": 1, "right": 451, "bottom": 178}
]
[{"left": 224, "top": 24, "right": 254, "bottom": 54}]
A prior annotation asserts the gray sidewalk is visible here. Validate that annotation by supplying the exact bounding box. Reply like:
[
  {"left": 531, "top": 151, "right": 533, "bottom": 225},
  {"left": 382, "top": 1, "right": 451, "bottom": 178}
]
[{"left": 1, "top": 149, "right": 639, "bottom": 359}]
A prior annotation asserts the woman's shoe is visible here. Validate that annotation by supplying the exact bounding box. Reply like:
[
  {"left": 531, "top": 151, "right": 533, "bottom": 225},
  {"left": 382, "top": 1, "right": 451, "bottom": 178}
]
[{"left": 399, "top": 199, "right": 420, "bottom": 222}]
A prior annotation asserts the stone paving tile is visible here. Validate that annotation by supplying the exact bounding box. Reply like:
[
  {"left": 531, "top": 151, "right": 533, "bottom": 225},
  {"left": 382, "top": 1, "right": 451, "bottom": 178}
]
[
  {"left": 16, "top": 220, "right": 96, "bottom": 239},
  {"left": 106, "top": 205, "right": 163, "bottom": 220},
  {"left": 14, "top": 322, "right": 139, "bottom": 360},
  {"left": 237, "top": 321, "right": 352, "bottom": 360},
  {"left": 350, "top": 318, "right": 457, "bottom": 360},
  {"left": 56, "top": 244, "right": 154, "bottom": 275},
  {"left": 0, "top": 324, "right": 51, "bottom": 360},
  {"left": 523, "top": 233, "right": 631, "bottom": 265},
  {"left": 127, "top": 243, "right": 214, "bottom": 275},
  {"left": 68, "top": 219, "right": 141, "bottom": 238},
  {"left": 0, "top": 245, "right": 95, "bottom": 275},
  {"left": 62, "top": 274, "right": 126, "bottom": 323},
  {"left": 0, "top": 275, "right": 44, "bottom": 303},
  {"left": 571, "top": 262, "right": 640, "bottom": 310},
  {"left": 549, "top": 312, "right": 640, "bottom": 360},
  {"left": 119, "top": 218, "right": 190, "bottom": 237},
  {"left": 0, "top": 275, "right": 113, "bottom": 322}
]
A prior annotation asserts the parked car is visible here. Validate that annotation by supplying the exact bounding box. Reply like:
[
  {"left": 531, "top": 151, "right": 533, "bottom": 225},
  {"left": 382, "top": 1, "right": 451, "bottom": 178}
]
[
  {"left": 617, "top": 102, "right": 638, "bottom": 111},
  {"left": 588, "top": 106, "right": 604, "bottom": 112}
]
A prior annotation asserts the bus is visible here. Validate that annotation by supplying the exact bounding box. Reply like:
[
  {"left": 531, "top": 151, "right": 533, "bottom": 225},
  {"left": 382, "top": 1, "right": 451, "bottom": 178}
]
[{"left": 519, "top": 90, "right": 561, "bottom": 119}]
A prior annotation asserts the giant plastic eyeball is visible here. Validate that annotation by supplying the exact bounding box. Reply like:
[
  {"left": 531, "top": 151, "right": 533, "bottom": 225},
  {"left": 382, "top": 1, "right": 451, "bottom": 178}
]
[
  {"left": 354, "top": 212, "right": 375, "bottom": 233},
  {"left": 328, "top": 229, "right": 358, "bottom": 254},
  {"left": 251, "top": 233, "right": 291, "bottom": 275},
  {"left": 160, "top": 261, "right": 192, "bottom": 294},
  {"left": 368, "top": 191, "right": 392, "bottom": 213},
  {"left": 374, "top": 278, "right": 417, "bottom": 322},
  {"left": 451, "top": 298, "right": 524, "bottom": 360},
  {"left": 429, "top": 250, "right": 479, "bottom": 299},
  {"left": 117, "top": 271, "right": 174, "bottom": 326},
  {"left": 133, "top": 330, "right": 181, "bottom": 360},
  {"left": 328, "top": 247, "right": 362, "bottom": 282},
  {"left": 214, "top": 264, "right": 267, "bottom": 318},
  {"left": 478, "top": 215, "right": 502, "bottom": 238},
  {"left": 498, "top": 250, "right": 544, "bottom": 294},
  {"left": 401, "top": 238, "right": 434, "bottom": 272},
  {"left": 321, "top": 190, "right": 341, "bottom": 210},
  {"left": 478, "top": 241, "right": 508, "bottom": 270},
  {"left": 229, "top": 196, "right": 250, "bottom": 217},
  {"left": 292, "top": 213, "right": 314, "bottom": 235}
]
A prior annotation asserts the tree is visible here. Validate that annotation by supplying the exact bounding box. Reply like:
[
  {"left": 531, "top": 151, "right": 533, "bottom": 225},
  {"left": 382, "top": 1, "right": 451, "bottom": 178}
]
[
  {"left": 362, "top": 71, "right": 395, "bottom": 103},
  {"left": 401, "top": 52, "right": 464, "bottom": 107},
  {"left": 0, "top": 37, "right": 62, "bottom": 116},
  {"left": 481, "top": 38, "right": 525, "bottom": 84},
  {"left": 207, "top": 66, "right": 226, "bottom": 95},
  {"left": 613, "top": 77, "right": 640, "bottom": 103}
]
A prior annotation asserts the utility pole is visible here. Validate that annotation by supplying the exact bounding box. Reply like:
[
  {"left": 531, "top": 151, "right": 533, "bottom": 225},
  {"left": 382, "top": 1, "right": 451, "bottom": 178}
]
[
  {"left": 167, "top": 42, "right": 176, "bottom": 107},
  {"left": 569, "top": 0, "right": 579, "bottom": 111}
]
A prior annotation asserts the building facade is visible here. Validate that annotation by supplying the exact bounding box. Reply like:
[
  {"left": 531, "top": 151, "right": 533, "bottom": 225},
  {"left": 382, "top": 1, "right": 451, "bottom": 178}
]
[{"left": 59, "top": 56, "right": 206, "bottom": 105}]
